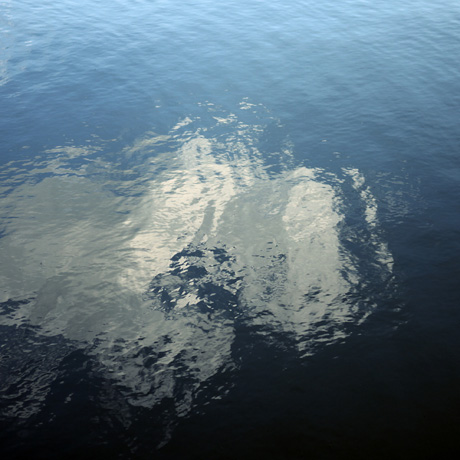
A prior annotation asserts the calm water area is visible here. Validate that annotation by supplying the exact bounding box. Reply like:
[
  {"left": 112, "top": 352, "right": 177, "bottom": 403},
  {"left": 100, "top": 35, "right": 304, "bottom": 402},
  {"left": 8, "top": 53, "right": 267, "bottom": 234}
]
[{"left": 1, "top": 1, "right": 460, "bottom": 458}]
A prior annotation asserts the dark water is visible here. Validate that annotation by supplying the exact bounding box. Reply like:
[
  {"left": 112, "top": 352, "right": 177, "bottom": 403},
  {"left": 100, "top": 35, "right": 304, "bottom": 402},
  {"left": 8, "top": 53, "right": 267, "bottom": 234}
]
[{"left": 1, "top": 0, "right": 460, "bottom": 458}]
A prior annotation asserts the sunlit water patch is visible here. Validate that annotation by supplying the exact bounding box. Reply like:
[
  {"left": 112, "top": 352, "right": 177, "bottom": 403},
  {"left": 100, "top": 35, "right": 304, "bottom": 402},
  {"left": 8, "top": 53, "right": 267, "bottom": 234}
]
[{"left": 0, "top": 101, "right": 393, "bottom": 445}]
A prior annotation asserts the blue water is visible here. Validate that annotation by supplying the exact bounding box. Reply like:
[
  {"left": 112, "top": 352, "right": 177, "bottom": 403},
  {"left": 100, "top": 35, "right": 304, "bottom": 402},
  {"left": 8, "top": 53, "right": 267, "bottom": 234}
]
[{"left": 1, "top": 1, "right": 460, "bottom": 458}]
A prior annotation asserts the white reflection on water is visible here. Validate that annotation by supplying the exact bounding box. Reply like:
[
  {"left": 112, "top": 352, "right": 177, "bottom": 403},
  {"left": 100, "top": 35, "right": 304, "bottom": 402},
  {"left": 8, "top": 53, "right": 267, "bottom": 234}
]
[{"left": 0, "top": 101, "right": 393, "bottom": 426}]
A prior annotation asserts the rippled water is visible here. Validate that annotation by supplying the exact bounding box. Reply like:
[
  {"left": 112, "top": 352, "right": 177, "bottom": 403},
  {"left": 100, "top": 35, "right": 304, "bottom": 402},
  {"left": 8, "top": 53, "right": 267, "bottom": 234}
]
[{"left": 1, "top": 1, "right": 460, "bottom": 458}]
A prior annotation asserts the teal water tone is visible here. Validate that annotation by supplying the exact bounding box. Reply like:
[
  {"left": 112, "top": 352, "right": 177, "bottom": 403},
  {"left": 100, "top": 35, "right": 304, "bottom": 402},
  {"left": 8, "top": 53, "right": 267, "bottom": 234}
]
[{"left": 1, "top": 1, "right": 460, "bottom": 458}]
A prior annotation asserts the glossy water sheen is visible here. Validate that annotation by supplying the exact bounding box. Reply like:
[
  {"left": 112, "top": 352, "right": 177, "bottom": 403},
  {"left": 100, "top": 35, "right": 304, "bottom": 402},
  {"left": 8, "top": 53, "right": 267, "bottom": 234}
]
[{"left": 1, "top": 1, "right": 460, "bottom": 458}]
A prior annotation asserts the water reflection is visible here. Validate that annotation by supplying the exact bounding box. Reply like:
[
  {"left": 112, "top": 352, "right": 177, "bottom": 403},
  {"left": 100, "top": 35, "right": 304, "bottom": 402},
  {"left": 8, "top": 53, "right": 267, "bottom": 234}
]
[
  {"left": 0, "top": 101, "right": 393, "bottom": 441},
  {"left": 0, "top": 1, "right": 12, "bottom": 88}
]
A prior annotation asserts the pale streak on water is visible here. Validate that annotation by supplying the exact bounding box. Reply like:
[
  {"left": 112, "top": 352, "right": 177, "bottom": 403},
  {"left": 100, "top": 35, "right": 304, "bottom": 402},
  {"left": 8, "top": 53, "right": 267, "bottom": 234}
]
[{"left": 0, "top": 102, "right": 393, "bottom": 433}]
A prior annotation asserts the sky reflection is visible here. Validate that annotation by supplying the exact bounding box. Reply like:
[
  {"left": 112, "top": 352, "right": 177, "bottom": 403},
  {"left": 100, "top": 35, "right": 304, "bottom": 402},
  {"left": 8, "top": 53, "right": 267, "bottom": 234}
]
[{"left": 0, "top": 101, "right": 393, "bottom": 434}]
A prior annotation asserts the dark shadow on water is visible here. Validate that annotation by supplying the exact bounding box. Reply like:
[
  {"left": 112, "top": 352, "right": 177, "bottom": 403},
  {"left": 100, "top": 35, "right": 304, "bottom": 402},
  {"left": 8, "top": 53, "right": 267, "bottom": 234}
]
[
  {"left": 156, "top": 306, "right": 460, "bottom": 460},
  {"left": 2, "top": 295, "right": 460, "bottom": 460}
]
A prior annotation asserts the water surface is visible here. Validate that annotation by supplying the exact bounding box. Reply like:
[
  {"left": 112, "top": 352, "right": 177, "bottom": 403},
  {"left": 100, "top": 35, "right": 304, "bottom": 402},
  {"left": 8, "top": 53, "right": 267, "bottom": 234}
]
[{"left": 1, "top": 0, "right": 460, "bottom": 458}]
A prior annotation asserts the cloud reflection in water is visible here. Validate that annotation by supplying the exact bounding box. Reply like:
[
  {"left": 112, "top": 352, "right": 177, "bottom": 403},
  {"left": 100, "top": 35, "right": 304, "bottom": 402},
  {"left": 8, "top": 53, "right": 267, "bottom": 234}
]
[{"left": 0, "top": 101, "right": 393, "bottom": 437}]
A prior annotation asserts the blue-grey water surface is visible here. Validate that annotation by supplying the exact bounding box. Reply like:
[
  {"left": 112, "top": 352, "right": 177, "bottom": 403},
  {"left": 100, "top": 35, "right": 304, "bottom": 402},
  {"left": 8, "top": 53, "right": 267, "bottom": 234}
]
[{"left": 1, "top": 1, "right": 460, "bottom": 458}]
